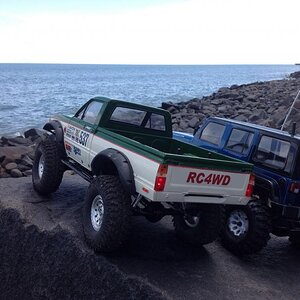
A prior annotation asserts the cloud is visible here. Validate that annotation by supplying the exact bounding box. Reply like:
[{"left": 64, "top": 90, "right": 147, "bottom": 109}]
[{"left": 0, "top": 0, "right": 299, "bottom": 63}]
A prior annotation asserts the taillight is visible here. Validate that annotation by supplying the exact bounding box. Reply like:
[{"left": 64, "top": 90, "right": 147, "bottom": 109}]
[
  {"left": 154, "top": 164, "right": 168, "bottom": 191},
  {"left": 245, "top": 174, "right": 255, "bottom": 197},
  {"left": 290, "top": 182, "right": 300, "bottom": 194}
]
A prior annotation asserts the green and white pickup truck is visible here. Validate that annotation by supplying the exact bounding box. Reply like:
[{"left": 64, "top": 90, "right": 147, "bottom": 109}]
[{"left": 32, "top": 97, "right": 255, "bottom": 252}]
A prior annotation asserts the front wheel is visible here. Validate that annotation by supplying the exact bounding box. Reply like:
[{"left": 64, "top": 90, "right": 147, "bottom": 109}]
[
  {"left": 173, "top": 204, "right": 224, "bottom": 246},
  {"left": 220, "top": 199, "right": 271, "bottom": 255},
  {"left": 32, "top": 139, "right": 64, "bottom": 195},
  {"left": 82, "top": 175, "right": 132, "bottom": 252}
]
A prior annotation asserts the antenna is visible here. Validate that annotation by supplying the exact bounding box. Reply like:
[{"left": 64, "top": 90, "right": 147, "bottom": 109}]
[{"left": 281, "top": 89, "right": 300, "bottom": 131}]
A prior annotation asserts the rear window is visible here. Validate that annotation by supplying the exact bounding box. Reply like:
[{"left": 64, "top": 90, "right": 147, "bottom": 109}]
[
  {"left": 253, "top": 136, "right": 291, "bottom": 170},
  {"left": 110, "top": 107, "right": 146, "bottom": 126},
  {"left": 110, "top": 107, "right": 166, "bottom": 131},
  {"left": 199, "top": 122, "right": 225, "bottom": 145},
  {"left": 225, "top": 129, "right": 254, "bottom": 154},
  {"left": 145, "top": 114, "right": 166, "bottom": 131}
]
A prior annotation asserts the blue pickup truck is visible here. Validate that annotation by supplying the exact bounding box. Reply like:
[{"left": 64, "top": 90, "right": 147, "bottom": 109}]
[{"left": 174, "top": 117, "right": 300, "bottom": 255}]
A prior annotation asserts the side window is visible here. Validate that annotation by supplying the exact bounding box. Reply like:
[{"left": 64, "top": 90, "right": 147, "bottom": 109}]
[
  {"left": 253, "top": 136, "right": 291, "bottom": 169},
  {"left": 145, "top": 114, "right": 166, "bottom": 131},
  {"left": 75, "top": 107, "right": 85, "bottom": 119},
  {"left": 199, "top": 122, "right": 225, "bottom": 145},
  {"left": 76, "top": 101, "right": 103, "bottom": 124},
  {"left": 110, "top": 107, "right": 146, "bottom": 126},
  {"left": 225, "top": 129, "right": 254, "bottom": 154}
]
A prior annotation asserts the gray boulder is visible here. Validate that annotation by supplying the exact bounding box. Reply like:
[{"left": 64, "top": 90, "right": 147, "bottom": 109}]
[
  {"left": 188, "top": 117, "right": 200, "bottom": 128},
  {"left": 5, "top": 162, "right": 18, "bottom": 171},
  {"left": 10, "top": 169, "right": 23, "bottom": 178},
  {"left": 0, "top": 146, "right": 32, "bottom": 167}
]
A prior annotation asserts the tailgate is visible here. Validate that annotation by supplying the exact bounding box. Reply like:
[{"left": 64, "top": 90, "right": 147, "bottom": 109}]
[{"left": 165, "top": 165, "right": 250, "bottom": 198}]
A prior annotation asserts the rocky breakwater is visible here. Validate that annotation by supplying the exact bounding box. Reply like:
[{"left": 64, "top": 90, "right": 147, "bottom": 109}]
[
  {"left": 0, "top": 129, "right": 42, "bottom": 178},
  {"left": 163, "top": 71, "right": 300, "bottom": 134}
]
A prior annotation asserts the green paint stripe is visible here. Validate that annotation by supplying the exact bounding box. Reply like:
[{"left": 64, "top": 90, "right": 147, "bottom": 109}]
[{"left": 165, "top": 155, "right": 253, "bottom": 171}]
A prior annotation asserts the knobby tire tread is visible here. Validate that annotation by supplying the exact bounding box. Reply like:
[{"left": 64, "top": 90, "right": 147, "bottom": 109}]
[
  {"left": 289, "top": 234, "right": 300, "bottom": 249},
  {"left": 83, "top": 175, "right": 131, "bottom": 252},
  {"left": 32, "top": 139, "right": 64, "bottom": 195},
  {"left": 221, "top": 200, "right": 271, "bottom": 255}
]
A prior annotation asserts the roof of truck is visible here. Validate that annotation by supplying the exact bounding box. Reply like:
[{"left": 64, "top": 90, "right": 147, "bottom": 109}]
[
  {"left": 209, "top": 117, "right": 300, "bottom": 142},
  {"left": 90, "top": 96, "right": 169, "bottom": 114}
]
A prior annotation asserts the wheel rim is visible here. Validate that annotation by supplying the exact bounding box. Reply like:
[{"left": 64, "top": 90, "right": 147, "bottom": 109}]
[
  {"left": 184, "top": 215, "right": 199, "bottom": 228},
  {"left": 38, "top": 154, "right": 45, "bottom": 179},
  {"left": 91, "top": 195, "right": 104, "bottom": 231},
  {"left": 227, "top": 210, "right": 249, "bottom": 237}
]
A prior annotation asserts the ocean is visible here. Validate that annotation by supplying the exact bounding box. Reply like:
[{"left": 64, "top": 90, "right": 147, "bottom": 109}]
[{"left": 0, "top": 64, "right": 300, "bottom": 135}]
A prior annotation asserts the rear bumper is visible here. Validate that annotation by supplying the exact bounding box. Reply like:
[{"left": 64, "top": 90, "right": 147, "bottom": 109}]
[
  {"left": 272, "top": 202, "right": 300, "bottom": 220},
  {"left": 153, "top": 191, "right": 250, "bottom": 205}
]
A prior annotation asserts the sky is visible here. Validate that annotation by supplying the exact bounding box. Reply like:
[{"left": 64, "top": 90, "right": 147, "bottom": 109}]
[{"left": 0, "top": 0, "right": 299, "bottom": 64}]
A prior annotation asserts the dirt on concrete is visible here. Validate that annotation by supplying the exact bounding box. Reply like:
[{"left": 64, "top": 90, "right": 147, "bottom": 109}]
[{"left": 1, "top": 174, "right": 300, "bottom": 299}]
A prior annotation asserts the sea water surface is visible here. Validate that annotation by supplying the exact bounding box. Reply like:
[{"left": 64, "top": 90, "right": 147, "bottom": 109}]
[{"left": 0, "top": 64, "right": 299, "bottom": 135}]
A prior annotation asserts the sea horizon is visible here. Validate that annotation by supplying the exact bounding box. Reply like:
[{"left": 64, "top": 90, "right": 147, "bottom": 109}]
[
  {"left": 1, "top": 62, "right": 298, "bottom": 66},
  {"left": 1, "top": 64, "right": 300, "bottom": 135}
]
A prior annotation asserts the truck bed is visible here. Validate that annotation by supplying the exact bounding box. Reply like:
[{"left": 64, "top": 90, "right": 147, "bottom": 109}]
[{"left": 99, "top": 128, "right": 253, "bottom": 173}]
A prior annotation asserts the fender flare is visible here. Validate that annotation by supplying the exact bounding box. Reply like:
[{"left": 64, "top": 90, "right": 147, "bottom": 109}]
[
  {"left": 91, "top": 148, "right": 136, "bottom": 195},
  {"left": 43, "top": 120, "right": 66, "bottom": 157}
]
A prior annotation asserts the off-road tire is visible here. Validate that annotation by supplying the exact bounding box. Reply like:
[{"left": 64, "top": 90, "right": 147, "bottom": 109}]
[
  {"left": 32, "top": 139, "right": 64, "bottom": 195},
  {"left": 221, "top": 199, "right": 271, "bottom": 255},
  {"left": 289, "top": 233, "right": 300, "bottom": 249},
  {"left": 83, "top": 175, "right": 132, "bottom": 252},
  {"left": 173, "top": 204, "right": 224, "bottom": 246}
]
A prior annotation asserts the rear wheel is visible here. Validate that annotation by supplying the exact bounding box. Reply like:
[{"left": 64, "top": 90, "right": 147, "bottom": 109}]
[
  {"left": 32, "top": 139, "right": 64, "bottom": 195},
  {"left": 221, "top": 199, "right": 271, "bottom": 255},
  {"left": 289, "top": 233, "right": 300, "bottom": 249},
  {"left": 173, "top": 204, "right": 224, "bottom": 246},
  {"left": 83, "top": 175, "right": 132, "bottom": 252}
]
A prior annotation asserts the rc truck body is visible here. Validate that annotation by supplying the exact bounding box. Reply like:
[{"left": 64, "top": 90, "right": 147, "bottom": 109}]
[
  {"left": 174, "top": 117, "right": 300, "bottom": 253},
  {"left": 32, "top": 97, "right": 255, "bottom": 252}
]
